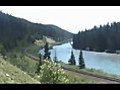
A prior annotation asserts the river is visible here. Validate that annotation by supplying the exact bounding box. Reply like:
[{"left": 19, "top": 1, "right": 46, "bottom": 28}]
[{"left": 39, "top": 42, "right": 120, "bottom": 75}]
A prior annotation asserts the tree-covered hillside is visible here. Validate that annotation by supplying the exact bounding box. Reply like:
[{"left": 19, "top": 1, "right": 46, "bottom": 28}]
[
  {"left": 73, "top": 22, "right": 120, "bottom": 52},
  {"left": 0, "top": 11, "right": 73, "bottom": 51}
]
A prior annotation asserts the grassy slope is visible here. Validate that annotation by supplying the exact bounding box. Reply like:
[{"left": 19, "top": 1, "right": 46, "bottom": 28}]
[
  {"left": 6, "top": 52, "right": 38, "bottom": 76},
  {"left": 0, "top": 37, "right": 57, "bottom": 84},
  {"left": 0, "top": 37, "right": 55, "bottom": 84},
  {"left": 0, "top": 56, "right": 40, "bottom": 84}
]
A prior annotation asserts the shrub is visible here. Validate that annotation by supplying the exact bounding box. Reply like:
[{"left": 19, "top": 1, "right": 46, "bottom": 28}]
[{"left": 35, "top": 59, "right": 69, "bottom": 84}]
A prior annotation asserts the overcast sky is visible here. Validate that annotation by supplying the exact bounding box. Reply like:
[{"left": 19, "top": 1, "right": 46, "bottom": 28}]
[{"left": 0, "top": 6, "right": 120, "bottom": 34}]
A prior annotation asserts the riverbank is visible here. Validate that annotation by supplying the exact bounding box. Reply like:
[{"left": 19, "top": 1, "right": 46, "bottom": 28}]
[
  {"left": 48, "top": 42, "right": 120, "bottom": 75},
  {"left": 25, "top": 40, "right": 120, "bottom": 83},
  {"left": 60, "top": 62, "right": 120, "bottom": 80}
]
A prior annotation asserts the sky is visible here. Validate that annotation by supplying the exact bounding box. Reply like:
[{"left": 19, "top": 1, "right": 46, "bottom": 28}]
[{"left": 0, "top": 6, "right": 120, "bottom": 34}]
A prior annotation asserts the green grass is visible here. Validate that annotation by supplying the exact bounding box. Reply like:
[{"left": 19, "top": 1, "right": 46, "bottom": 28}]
[
  {"left": 6, "top": 52, "right": 38, "bottom": 76},
  {"left": 65, "top": 70, "right": 100, "bottom": 83},
  {"left": 60, "top": 62, "right": 120, "bottom": 80},
  {"left": 25, "top": 44, "right": 40, "bottom": 57},
  {"left": 0, "top": 56, "right": 40, "bottom": 84},
  {"left": 82, "top": 68, "right": 120, "bottom": 79}
]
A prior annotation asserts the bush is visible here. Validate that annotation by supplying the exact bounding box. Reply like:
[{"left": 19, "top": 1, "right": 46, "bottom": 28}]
[{"left": 34, "top": 59, "right": 69, "bottom": 84}]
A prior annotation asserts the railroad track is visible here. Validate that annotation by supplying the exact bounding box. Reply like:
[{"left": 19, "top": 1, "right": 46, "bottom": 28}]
[
  {"left": 62, "top": 66, "right": 120, "bottom": 83},
  {"left": 25, "top": 50, "right": 120, "bottom": 83}
]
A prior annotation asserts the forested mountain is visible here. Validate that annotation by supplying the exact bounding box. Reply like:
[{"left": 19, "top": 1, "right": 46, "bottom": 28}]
[
  {"left": 0, "top": 11, "right": 73, "bottom": 51},
  {"left": 73, "top": 22, "right": 120, "bottom": 52}
]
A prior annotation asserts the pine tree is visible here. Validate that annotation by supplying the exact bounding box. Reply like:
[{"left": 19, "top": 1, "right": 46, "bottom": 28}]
[
  {"left": 43, "top": 42, "right": 51, "bottom": 59},
  {"left": 79, "top": 50, "right": 85, "bottom": 69},
  {"left": 53, "top": 49, "right": 58, "bottom": 63},
  {"left": 68, "top": 50, "right": 76, "bottom": 65}
]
